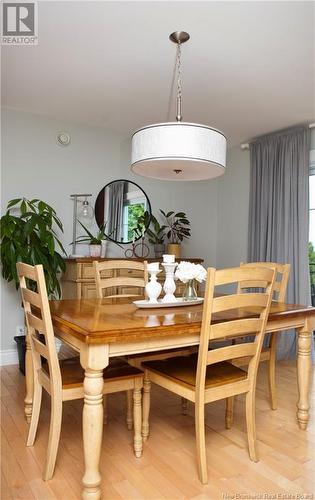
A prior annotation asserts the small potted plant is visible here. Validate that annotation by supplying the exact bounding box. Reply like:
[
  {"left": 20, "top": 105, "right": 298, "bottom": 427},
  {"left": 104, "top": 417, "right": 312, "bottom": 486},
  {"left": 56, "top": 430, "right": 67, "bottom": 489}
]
[
  {"left": 146, "top": 214, "right": 167, "bottom": 258},
  {"left": 160, "top": 210, "right": 191, "bottom": 258},
  {"left": 134, "top": 211, "right": 166, "bottom": 258},
  {"left": 75, "top": 222, "right": 110, "bottom": 257}
]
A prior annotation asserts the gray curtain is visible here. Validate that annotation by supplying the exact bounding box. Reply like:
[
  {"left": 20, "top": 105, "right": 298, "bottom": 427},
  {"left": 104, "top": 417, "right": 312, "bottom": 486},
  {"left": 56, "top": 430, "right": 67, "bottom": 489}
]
[
  {"left": 248, "top": 125, "right": 311, "bottom": 359},
  {"left": 107, "top": 181, "right": 126, "bottom": 242}
]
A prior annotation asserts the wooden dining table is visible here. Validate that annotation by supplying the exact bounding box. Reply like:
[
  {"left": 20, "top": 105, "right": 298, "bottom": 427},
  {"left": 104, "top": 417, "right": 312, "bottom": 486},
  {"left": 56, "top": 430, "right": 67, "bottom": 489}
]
[{"left": 24, "top": 298, "right": 315, "bottom": 500}]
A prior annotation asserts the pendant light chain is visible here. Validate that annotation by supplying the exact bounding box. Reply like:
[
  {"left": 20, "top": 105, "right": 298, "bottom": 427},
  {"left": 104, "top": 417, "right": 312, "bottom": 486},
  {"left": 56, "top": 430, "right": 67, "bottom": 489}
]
[{"left": 176, "top": 42, "right": 183, "bottom": 122}]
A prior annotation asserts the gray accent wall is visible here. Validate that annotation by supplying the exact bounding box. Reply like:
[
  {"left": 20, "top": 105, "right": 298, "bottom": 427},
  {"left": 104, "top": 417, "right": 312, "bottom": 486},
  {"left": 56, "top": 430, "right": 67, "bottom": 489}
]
[{"left": 1, "top": 108, "right": 218, "bottom": 351}]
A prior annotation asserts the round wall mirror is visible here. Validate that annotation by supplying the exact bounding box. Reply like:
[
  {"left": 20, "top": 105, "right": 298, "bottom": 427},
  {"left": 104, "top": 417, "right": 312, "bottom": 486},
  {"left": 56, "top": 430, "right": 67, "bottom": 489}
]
[{"left": 95, "top": 179, "right": 151, "bottom": 244}]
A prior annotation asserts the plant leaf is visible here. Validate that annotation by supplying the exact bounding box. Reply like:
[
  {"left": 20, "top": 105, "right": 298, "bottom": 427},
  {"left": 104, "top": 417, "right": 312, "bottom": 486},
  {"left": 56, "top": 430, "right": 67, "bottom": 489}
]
[{"left": 7, "top": 198, "right": 21, "bottom": 208}]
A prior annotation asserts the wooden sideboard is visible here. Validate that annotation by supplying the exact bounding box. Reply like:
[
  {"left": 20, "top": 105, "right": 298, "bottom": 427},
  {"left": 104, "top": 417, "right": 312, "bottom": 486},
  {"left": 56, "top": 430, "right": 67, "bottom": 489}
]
[{"left": 61, "top": 257, "right": 204, "bottom": 299}]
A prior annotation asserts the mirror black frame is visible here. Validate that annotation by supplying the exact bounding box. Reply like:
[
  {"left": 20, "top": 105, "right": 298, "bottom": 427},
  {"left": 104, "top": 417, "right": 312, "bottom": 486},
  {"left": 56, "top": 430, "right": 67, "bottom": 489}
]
[{"left": 94, "top": 179, "right": 152, "bottom": 245}]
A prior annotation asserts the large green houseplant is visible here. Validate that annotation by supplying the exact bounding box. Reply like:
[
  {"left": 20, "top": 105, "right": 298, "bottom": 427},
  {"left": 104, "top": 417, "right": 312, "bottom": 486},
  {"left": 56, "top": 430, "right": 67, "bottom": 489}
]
[
  {"left": 0, "top": 198, "right": 66, "bottom": 298},
  {"left": 160, "top": 210, "right": 191, "bottom": 258}
]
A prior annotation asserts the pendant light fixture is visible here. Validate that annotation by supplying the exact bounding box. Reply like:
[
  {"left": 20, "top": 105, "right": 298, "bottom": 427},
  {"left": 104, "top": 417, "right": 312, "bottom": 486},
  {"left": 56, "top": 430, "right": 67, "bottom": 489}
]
[{"left": 131, "top": 31, "right": 227, "bottom": 181}]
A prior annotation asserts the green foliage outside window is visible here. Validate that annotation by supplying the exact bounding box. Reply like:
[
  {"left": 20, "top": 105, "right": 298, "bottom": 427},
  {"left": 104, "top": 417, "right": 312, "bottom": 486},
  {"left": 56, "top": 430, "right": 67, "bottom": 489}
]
[
  {"left": 127, "top": 204, "right": 145, "bottom": 241},
  {"left": 309, "top": 242, "right": 315, "bottom": 285}
]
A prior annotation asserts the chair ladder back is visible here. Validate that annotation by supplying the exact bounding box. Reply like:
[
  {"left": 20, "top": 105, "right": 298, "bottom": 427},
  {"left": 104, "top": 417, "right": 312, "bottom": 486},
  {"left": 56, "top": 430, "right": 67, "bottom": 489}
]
[
  {"left": 195, "top": 266, "right": 276, "bottom": 396},
  {"left": 93, "top": 260, "right": 148, "bottom": 299},
  {"left": 17, "top": 262, "right": 61, "bottom": 389},
  {"left": 195, "top": 267, "right": 216, "bottom": 397},
  {"left": 238, "top": 262, "right": 290, "bottom": 302}
]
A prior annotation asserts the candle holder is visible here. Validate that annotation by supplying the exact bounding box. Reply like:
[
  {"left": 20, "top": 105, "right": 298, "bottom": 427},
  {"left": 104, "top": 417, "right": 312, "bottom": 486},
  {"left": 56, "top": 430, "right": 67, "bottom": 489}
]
[
  {"left": 162, "top": 262, "right": 178, "bottom": 303},
  {"left": 145, "top": 269, "right": 162, "bottom": 304}
]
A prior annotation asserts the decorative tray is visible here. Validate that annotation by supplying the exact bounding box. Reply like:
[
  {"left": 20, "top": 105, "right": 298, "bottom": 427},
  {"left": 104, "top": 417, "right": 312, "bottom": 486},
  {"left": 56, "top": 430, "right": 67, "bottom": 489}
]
[{"left": 133, "top": 297, "right": 204, "bottom": 309}]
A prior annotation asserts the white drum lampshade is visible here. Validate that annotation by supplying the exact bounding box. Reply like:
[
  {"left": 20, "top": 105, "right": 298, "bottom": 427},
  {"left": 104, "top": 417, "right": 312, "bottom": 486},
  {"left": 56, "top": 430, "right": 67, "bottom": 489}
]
[
  {"left": 131, "top": 122, "right": 227, "bottom": 181},
  {"left": 131, "top": 31, "right": 227, "bottom": 182}
]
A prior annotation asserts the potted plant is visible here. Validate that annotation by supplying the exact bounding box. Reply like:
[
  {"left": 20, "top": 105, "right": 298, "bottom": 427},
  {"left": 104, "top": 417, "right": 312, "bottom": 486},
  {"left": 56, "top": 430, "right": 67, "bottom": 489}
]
[
  {"left": 75, "top": 221, "right": 111, "bottom": 257},
  {"left": 0, "top": 198, "right": 66, "bottom": 374},
  {"left": 0, "top": 197, "right": 66, "bottom": 297},
  {"left": 134, "top": 211, "right": 167, "bottom": 258},
  {"left": 147, "top": 215, "right": 167, "bottom": 258},
  {"left": 160, "top": 210, "right": 191, "bottom": 258}
]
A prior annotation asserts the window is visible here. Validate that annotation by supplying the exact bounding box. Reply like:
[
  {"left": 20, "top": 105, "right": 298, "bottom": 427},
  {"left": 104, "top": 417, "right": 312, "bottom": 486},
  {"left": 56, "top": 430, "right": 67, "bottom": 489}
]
[{"left": 122, "top": 190, "right": 147, "bottom": 241}]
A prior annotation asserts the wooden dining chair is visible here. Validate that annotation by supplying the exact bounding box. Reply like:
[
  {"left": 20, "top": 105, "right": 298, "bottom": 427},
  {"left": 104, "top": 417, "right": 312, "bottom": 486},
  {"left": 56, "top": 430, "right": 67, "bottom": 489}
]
[
  {"left": 234, "top": 261, "right": 290, "bottom": 409},
  {"left": 141, "top": 265, "right": 275, "bottom": 484},
  {"left": 17, "top": 262, "right": 144, "bottom": 481},
  {"left": 93, "top": 259, "right": 148, "bottom": 301},
  {"left": 93, "top": 259, "right": 194, "bottom": 423},
  {"left": 93, "top": 259, "right": 148, "bottom": 427}
]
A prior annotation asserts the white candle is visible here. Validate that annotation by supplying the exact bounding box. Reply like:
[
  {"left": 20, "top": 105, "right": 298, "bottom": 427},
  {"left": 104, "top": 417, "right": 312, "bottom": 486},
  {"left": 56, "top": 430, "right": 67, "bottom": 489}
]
[
  {"left": 163, "top": 254, "right": 175, "bottom": 263},
  {"left": 147, "top": 262, "right": 160, "bottom": 271}
]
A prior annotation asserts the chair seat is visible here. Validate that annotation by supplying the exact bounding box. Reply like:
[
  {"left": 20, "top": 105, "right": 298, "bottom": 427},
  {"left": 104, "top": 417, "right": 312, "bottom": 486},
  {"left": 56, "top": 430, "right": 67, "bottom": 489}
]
[
  {"left": 43, "top": 357, "right": 143, "bottom": 389},
  {"left": 128, "top": 347, "right": 192, "bottom": 359},
  {"left": 143, "top": 354, "right": 247, "bottom": 389},
  {"left": 127, "top": 347, "right": 195, "bottom": 366}
]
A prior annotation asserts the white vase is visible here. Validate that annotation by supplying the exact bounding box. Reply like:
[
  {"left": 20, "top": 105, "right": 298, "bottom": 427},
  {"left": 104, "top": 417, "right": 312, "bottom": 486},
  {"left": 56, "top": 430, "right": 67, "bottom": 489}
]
[
  {"left": 183, "top": 279, "right": 198, "bottom": 301},
  {"left": 145, "top": 270, "right": 162, "bottom": 303},
  {"left": 89, "top": 244, "right": 101, "bottom": 257}
]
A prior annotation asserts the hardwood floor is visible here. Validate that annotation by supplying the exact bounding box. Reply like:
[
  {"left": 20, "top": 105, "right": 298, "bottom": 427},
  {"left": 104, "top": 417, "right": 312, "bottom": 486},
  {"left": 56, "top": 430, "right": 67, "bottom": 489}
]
[{"left": 1, "top": 361, "right": 314, "bottom": 499}]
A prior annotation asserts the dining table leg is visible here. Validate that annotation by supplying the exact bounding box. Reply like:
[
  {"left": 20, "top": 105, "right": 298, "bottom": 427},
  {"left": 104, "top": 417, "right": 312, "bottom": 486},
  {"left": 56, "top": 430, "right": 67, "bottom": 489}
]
[
  {"left": 24, "top": 332, "right": 34, "bottom": 423},
  {"left": 80, "top": 344, "right": 109, "bottom": 500},
  {"left": 296, "top": 318, "right": 314, "bottom": 430}
]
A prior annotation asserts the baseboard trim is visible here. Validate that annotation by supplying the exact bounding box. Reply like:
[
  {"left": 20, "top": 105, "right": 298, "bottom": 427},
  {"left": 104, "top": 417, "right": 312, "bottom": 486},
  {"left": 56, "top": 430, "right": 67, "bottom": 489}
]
[
  {"left": 0, "top": 340, "right": 68, "bottom": 367},
  {"left": 0, "top": 349, "right": 19, "bottom": 366}
]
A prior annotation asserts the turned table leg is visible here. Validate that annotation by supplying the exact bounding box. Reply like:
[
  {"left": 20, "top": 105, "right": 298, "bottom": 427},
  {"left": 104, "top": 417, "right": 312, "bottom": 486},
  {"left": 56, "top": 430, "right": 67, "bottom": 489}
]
[
  {"left": 142, "top": 369, "right": 150, "bottom": 442},
  {"left": 296, "top": 321, "right": 313, "bottom": 430},
  {"left": 80, "top": 345, "right": 108, "bottom": 500},
  {"left": 24, "top": 332, "right": 34, "bottom": 423}
]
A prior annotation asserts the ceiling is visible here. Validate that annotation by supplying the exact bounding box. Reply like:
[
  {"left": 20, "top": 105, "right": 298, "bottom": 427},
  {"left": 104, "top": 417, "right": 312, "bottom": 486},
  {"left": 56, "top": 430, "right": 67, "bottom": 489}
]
[{"left": 2, "top": 1, "right": 314, "bottom": 147}]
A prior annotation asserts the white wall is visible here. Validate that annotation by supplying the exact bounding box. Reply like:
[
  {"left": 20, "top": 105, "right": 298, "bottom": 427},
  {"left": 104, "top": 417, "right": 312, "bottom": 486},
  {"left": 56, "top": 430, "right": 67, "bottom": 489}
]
[
  {"left": 216, "top": 146, "right": 250, "bottom": 268},
  {"left": 1, "top": 108, "right": 218, "bottom": 352},
  {"left": 3, "top": 109, "right": 312, "bottom": 357}
]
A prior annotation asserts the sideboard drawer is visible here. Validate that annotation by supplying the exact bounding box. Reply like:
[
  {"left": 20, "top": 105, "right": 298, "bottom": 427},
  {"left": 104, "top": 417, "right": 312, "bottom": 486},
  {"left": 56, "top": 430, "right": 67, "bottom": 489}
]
[
  {"left": 120, "top": 286, "right": 145, "bottom": 297},
  {"left": 119, "top": 268, "right": 145, "bottom": 278},
  {"left": 81, "top": 264, "right": 111, "bottom": 279},
  {"left": 81, "top": 264, "right": 94, "bottom": 279},
  {"left": 81, "top": 283, "right": 97, "bottom": 298}
]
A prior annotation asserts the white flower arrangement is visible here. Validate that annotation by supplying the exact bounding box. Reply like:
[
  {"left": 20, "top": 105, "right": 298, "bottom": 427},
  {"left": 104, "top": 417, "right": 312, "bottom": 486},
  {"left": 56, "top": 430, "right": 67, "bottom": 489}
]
[{"left": 175, "top": 261, "right": 207, "bottom": 284}]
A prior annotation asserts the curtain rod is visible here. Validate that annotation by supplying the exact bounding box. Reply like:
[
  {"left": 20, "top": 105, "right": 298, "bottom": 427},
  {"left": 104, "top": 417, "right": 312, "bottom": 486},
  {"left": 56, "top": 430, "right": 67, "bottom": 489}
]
[{"left": 240, "top": 123, "right": 315, "bottom": 150}]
